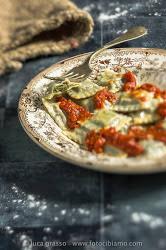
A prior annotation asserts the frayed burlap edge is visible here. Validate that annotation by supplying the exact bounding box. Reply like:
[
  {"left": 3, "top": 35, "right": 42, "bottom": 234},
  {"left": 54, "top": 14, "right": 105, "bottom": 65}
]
[{"left": 0, "top": 10, "right": 93, "bottom": 75}]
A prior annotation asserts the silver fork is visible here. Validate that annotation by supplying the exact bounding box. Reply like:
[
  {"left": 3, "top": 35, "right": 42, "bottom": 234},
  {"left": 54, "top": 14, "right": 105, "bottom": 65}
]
[{"left": 44, "top": 26, "right": 148, "bottom": 82}]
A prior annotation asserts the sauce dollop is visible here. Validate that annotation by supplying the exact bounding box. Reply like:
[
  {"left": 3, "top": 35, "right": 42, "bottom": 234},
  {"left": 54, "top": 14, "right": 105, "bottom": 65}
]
[
  {"left": 157, "top": 102, "right": 166, "bottom": 118},
  {"left": 59, "top": 97, "right": 92, "bottom": 129},
  {"left": 123, "top": 71, "right": 137, "bottom": 83},
  {"left": 129, "top": 124, "right": 166, "bottom": 144},
  {"left": 85, "top": 127, "right": 144, "bottom": 156},
  {"left": 86, "top": 124, "right": 166, "bottom": 156},
  {"left": 94, "top": 88, "right": 117, "bottom": 109},
  {"left": 139, "top": 83, "right": 166, "bottom": 100},
  {"left": 122, "top": 71, "right": 137, "bottom": 92}
]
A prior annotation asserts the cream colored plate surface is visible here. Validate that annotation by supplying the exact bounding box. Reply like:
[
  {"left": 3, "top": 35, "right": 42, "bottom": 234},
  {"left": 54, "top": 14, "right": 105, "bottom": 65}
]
[{"left": 18, "top": 48, "right": 166, "bottom": 174}]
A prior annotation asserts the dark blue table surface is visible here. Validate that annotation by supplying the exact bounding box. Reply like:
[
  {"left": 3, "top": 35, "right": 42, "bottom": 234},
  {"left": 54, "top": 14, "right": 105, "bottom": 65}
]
[{"left": 1, "top": 0, "right": 166, "bottom": 249}]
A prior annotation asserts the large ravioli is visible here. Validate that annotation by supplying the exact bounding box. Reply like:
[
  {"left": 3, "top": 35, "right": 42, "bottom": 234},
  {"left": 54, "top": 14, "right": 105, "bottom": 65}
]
[
  {"left": 66, "top": 109, "right": 131, "bottom": 144},
  {"left": 111, "top": 91, "right": 162, "bottom": 113},
  {"left": 42, "top": 98, "right": 67, "bottom": 130}
]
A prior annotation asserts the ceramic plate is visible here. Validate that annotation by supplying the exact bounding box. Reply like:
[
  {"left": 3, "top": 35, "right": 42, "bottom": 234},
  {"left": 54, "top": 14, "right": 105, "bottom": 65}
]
[{"left": 18, "top": 48, "right": 166, "bottom": 174}]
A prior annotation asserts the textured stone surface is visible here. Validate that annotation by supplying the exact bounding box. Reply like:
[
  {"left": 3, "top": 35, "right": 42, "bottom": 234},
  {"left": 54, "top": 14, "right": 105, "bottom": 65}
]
[{"left": 1, "top": 0, "right": 166, "bottom": 249}]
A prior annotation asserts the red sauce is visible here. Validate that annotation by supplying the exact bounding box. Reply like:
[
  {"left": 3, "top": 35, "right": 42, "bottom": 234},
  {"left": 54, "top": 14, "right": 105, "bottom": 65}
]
[
  {"left": 85, "top": 127, "right": 144, "bottom": 156},
  {"left": 59, "top": 97, "right": 92, "bottom": 129},
  {"left": 85, "top": 130, "right": 106, "bottom": 153},
  {"left": 157, "top": 102, "right": 166, "bottom": 118},
  {"left": 123, "top": 71, "right": 137, "bottom": 83},
  {"left": 147, "top": 126, "right": 166, "bottom": 143},
  {"left": 139, "top": 83, "right": 161, "bottom": 97},
  {"left": 94, "top": 88, "right": 117, "bottom": 109},
  {"left": 160, "top": 90, "right": 166, "bottom": 100},
  {"left": 86, "top": 123, "right": 166, "bottom": 156},
  {"left": 123, "top": 81, "right": 136, "bottom": 92},
  {"left": 122, "top": 71, "right": 137, "bottom": 92},
  {"left": 140, "top": 83, "right": 160, "bottom": 93},
  {"left": 155, "top": 121, "right": 164, "bottom": 129},
  {"left": 139, "top": 83, "right": 166, "bottom": 100},
  {"left": 128, "top": 126, "right": 149, "bottom": 140},
  {"left": 124, "top": 82, "right": 166, "bottom": 102},
  {"left": 129, "top": 125, "right": 166, "bottom": 144},
  {"left": 122, "top": 78, "right": 166, "bottom": 102}
]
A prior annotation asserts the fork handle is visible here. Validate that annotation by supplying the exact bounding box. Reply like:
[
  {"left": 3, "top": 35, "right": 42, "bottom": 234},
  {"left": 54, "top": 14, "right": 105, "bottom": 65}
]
[{"left": 89, "top": 26, "right": 148, "bottom": 64}]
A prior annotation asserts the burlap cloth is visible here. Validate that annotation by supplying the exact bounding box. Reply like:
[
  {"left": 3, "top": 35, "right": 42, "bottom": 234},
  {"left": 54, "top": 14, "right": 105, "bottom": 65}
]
[{"left": 0, "top": 0, "right": 93, "bottom": 75}]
